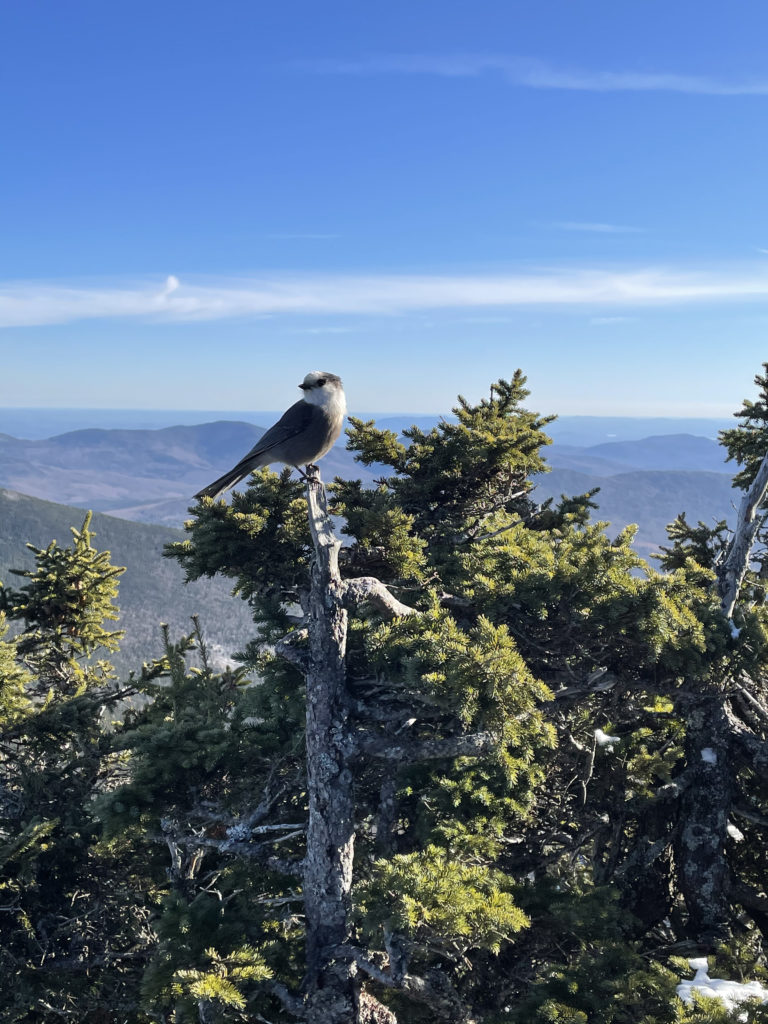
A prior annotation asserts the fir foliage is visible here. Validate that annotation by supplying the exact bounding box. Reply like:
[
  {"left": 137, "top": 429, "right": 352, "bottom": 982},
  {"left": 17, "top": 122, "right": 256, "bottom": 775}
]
[{"left": 3, "top": 369, "right": 768, "bottom": 1022}]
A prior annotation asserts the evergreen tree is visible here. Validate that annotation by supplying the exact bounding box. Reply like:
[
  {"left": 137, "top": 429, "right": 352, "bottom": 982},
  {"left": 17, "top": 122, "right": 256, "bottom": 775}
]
[
  {"left": 4, "top": 368, "right": 768, "bottom": 1023},
  {"left": 0, "top": 515, "right": 154, "bottom": 1022},
  {"left": 149, "top": 368, "right": 768, "bottom": 1023}
]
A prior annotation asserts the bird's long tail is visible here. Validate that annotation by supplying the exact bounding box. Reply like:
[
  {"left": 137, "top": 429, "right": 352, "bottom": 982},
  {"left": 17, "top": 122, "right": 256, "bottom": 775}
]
[{"left": 194, "top": 465, "right": 253, "bottom": 501}]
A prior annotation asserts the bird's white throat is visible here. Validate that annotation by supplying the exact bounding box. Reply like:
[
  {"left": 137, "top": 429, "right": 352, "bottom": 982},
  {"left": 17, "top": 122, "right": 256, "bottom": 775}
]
[{"left": 304, "top": 385, "right": 347, "bottom": 422}]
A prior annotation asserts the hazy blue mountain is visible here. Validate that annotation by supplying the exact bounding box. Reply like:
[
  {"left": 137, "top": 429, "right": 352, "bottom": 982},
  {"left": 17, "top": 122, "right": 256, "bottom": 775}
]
[
  {"left": 0, "top": 408, "right": 438, "bottom": 441},
  {"left": 0, "top": 407, "right": 732, "bottom": 447},
  {"left": 0, "top": 408, "right": 286, "bottom": 440},
  {"left": 0, "top": 422, "right": 380, "bottom": 525},
  {"left": 549, "top": 434, "right": 730, "bottom": 476},
  {"left": 545, "top": 416, "right": 731, "bottom": 447},
  {"left": 0, "top": 488, "right": 256, "bottom": 675}
]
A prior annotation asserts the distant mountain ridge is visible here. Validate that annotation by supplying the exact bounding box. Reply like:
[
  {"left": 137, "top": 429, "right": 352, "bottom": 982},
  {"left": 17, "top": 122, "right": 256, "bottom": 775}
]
[
  {"left": 0, "top": 417, "right": 741, "bottom": 556},
  {"left": 0, "top": 408, "right": 732, "bottom": 444},
  {"left": 548, "top": 433, "right": 730, "bottom": 476},
  {"left": 0, "top": 422, "right": 379, "bottom": 525}
]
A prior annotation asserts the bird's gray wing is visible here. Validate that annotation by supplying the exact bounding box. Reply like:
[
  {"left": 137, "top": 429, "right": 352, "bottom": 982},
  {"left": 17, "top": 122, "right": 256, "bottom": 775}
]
[
  {"left": 242, "top": 399, "right": 315, "bottom": 459},
  {"left": 194, "top": 401, "right": 315, "bottom": 499}
]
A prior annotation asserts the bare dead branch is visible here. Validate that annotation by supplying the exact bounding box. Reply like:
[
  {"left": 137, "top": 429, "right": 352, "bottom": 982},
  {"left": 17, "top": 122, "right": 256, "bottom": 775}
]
[
  {"left": 732, "top": 805, "right": 768, "bottom": 829},
  {"left": 725, "top": 703, "right": 768, "bottom": 771},
  {"left": 154, "top": 831, "right": 302, "bottom": 877},
  {"left": 733, "top": 682, "right": 768, "bottom": 722},
  {"left": 267, "top": 981, "right": 306, "bottom": 1018},
  {"left": 718, "top": 450, "right": 768, "bottom": 618},
  {"left": 273, "top": 629, "right": 309, "bottom": 670},
  {"left": 334, "top": 945, "right": 470, "bottom": 1022},
  {"left": 470, "top": 501, "right": 542, "bottom": 544},
  {"left": 438, "top": 592, "right": 474, "bottom": 613},
  {"left": 343, "top": 577, "right": 421, "bottom": 618},
  {"left": 355, "top": 730, "right": 497, "bottom": 763}
]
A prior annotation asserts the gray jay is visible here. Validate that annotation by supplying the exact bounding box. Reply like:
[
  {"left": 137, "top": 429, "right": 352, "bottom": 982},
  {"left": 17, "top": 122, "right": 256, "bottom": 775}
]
[{"left": 195, "top": 371, "right": 346, "bottom": 500}]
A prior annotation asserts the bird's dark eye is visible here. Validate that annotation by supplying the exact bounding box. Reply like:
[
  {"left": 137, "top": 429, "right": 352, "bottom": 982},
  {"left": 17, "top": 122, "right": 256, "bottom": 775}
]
[{"left": 316, "top": 378, "right": 326, "bottom": 386}]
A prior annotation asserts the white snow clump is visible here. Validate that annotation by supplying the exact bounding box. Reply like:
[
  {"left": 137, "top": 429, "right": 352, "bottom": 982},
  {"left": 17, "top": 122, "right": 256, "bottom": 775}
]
[
  {"left": 594, "top": 728, "right": 620, "bottom": 748},
  {"left": 676, "top": 958, "right": 768, "bottom": 1015}
]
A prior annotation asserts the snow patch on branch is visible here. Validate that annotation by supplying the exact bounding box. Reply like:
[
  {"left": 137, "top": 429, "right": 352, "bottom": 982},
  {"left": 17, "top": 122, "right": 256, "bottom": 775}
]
[
  {"left": 594, "top": 728, "right": 620, "bottom": 748},
  {"left": 676, "top": 958, "right": 768, "bottom": 1014}
]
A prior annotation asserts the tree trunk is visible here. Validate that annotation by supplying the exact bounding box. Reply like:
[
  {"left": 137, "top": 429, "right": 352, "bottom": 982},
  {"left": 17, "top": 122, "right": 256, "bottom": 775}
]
[
  {"left": 676, "top": 696, "right": 732, "bottom": 946},
  {"left": 303, "top": 475, "right": 358, "bottom": 1023}
]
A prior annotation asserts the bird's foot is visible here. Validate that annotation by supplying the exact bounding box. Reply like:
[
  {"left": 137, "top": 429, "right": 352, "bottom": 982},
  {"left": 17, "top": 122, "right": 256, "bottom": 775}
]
[{"left": 304, "top": 464, "right": 325, "bottom": 495}]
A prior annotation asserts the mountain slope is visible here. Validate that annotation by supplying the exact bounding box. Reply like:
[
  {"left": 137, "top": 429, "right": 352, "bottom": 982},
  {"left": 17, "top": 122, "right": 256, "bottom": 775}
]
[
  {"left": 0, "top": 489, "right": 256, "bottom": 674},
  {"left": 536, "top": 468, "right": 736, "bottom": 557}
]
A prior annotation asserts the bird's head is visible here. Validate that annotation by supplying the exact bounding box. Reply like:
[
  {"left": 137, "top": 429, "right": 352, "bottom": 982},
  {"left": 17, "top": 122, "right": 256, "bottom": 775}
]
[{"left": 298, "top": 371, "right": 344, "bottom": 408}]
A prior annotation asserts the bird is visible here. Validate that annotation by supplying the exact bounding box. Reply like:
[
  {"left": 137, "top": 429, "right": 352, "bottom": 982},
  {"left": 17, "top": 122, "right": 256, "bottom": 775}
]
[{"left": 194, "top": 371, "right": 346, "bottom": 501}]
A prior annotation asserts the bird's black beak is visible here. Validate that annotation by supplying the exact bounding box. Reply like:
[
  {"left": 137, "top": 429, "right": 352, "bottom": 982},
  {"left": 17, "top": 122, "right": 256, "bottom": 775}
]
[{"left": 298, "top": 383, "right": 309, "bottom": 390}]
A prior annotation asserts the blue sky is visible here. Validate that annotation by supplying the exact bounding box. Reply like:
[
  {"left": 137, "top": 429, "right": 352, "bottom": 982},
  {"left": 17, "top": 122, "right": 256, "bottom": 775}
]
[{"left": 2, "top": 0, "right": 768, "bottom": 416}]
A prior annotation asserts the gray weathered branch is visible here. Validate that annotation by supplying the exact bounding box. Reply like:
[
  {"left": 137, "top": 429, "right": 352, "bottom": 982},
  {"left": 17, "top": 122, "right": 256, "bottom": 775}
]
[
  {"left": 356, "top": 730, "right": 497, "bottom": 763},
  {"left": 724, "top": 701, "right": 768, "bottom": 771},
  {"left": 273, "top": 629, "right": 309, "bottom": 669},
  {"left": 334, "top": 945, "right": 471, "bottom": 1022},
  {"left": 718, "top": 450, "right": 768, "bottom": 618},
  {"left": 157, "top": 832, "right": 302, "bottom": 876},
  {"left": 343, "top": 576, "right": 421, "bottom": 618},
  {"left": 267, "top": 981, "right": 306, "bottom": 1019}
]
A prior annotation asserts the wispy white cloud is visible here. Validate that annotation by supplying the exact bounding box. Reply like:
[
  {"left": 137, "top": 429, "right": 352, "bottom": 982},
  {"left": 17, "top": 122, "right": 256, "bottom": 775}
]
[
  {"left": 4, "top": 267, "right": 768, "bottom": 328},
  {"left": 300, "top": 54, "right": 768, "bottom": 96},
  {"left": 552, "top": 221, "right": 643, "bottom": 234},
  {"left": 266, "top": 233, "right": 339, "bottom": 240},
  {"left": 286, "top": 325, "right": 354, "bottom": 334},
  {"left": 590, "top": 315, "right": 632, "bottom": 325}
]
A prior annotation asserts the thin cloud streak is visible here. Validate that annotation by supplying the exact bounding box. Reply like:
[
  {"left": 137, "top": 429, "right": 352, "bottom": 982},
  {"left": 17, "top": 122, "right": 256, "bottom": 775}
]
[
  {"left": 266, "top": 233, "right": 339, "bottom": 240},
  {"left": 553, "top": 221, "right": 644, "bottom": 234},
  {"left": 301, "top": 54, "right": 768, "bottom": 96},
  {"left": 4, "top": 267, "right": 768, "bottom": 327}
]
